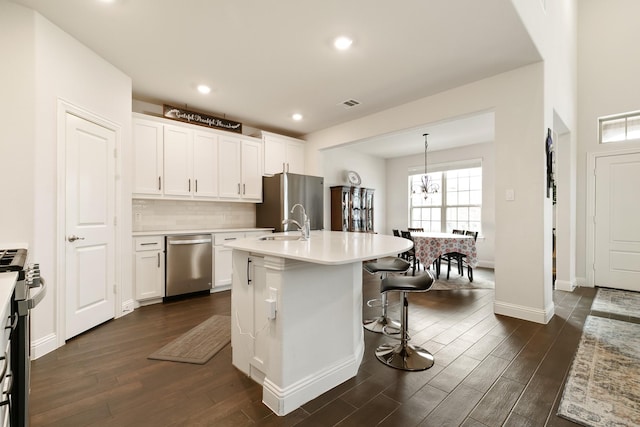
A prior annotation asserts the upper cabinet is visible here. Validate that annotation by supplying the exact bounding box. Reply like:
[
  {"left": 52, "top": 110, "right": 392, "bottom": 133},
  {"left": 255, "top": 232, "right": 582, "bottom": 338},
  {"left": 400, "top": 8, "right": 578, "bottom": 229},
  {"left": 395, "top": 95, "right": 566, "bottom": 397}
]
[
  {"left": 163, "top": 125, "right": 219, "bottom": 198},
  {"left": 192, "top": 131, "right": 219, "bottom": 198},
  {"left": 132, "top": 113, "right": 259, "bottom": 202},
  {"left": 163, "top": 124, "right": 192, "bottom": 196},
  {"left": 262, "top": 131, "right": 305, "bottom": 175},
  {"left": 133, "top": 118, "right": 164, "bottom": 195},
  {"left": 218, "top": 134, "right": 263, "bottom": 202}
]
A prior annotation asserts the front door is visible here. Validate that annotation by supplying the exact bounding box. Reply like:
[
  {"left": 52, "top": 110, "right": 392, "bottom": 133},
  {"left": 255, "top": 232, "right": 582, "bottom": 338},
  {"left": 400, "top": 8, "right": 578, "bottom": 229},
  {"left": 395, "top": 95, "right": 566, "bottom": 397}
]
[
  {"left": 65, "top": 113, "right": 116, "bottom": 339},
  {"left": 594, "top": 152, "right": 640, "bottom": 291}
]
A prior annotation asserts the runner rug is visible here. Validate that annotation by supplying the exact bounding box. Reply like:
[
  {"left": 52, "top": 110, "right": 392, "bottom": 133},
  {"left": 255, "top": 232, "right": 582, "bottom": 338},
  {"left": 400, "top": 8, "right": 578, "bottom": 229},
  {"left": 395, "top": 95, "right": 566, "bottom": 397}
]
[
  {"left": 591, "top": 287, "right": 640, "bottom": 320},
  {"left": 557, "top": 315, "right": 640, "bottom": 426},
  {"left": 148, "top": 315, "right": 231, "bottom": 364}
]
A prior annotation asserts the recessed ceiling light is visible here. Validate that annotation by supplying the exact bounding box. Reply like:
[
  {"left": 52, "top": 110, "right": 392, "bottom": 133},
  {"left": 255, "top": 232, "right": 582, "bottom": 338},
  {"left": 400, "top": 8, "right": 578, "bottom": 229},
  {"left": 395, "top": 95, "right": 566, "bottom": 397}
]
[
  {"left": 292, "top": 113, "right": 303, "bottom": 121},
  {"left": 197, "top": 84, "right": 211, "bottom": 94},
  {"left": 334, "top": 36, "right": 353, "bottom": 51}
]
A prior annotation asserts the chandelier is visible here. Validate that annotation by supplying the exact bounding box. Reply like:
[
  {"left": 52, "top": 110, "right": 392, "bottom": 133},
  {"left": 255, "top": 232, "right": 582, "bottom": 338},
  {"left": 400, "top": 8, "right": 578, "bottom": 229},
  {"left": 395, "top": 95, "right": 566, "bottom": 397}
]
[{"left": 419, "top": 133, "right": 439, "bottom": 199}]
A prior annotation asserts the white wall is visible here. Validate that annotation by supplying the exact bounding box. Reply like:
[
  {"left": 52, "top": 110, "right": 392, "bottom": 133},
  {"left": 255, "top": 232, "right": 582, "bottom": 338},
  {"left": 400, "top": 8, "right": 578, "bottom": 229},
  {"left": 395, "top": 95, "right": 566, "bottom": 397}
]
[
  {"left": 303, "top": 0, "right": 581, "bottom": 324},
  {"left": 0, "top": 4, "right": 133, "bottom": 357},
  {"left": 305, "top": 63, "right": 552, "bottom": 323},
  {"left": 320, "top": 148, "right": 386, "bottom": 232},
  {"left": 576, "top": 0, "right": 640, "bottom": 284},
  {"left": 386, "top": 142, "right": 495, "bottom": 268},
  {"left": 0, "top": 2, "right": 35, "bottom": 247}
]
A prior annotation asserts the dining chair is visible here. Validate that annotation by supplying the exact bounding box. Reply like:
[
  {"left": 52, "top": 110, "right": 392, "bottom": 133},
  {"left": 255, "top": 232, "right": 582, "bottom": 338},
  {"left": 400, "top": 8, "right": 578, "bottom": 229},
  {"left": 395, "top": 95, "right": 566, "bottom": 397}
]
[
  {"left": 442, "top": 229, "right": 466, "bottom": 279},
  {"left": 407, "top": 227, "right": 424, "bottom": 233},
  {"left": 400, "top": 230, "right": 420, "bottom": 275},
  {"left": 463, "top": 230, "right": 479, "bottom": 281}
]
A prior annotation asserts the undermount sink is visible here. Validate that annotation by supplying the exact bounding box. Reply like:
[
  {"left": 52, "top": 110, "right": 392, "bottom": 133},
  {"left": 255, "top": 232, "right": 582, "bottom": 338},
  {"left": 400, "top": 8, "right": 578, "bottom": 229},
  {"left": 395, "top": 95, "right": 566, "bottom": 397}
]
[{"left": 258, "top": 235, "right": 302, "bottom": 241}]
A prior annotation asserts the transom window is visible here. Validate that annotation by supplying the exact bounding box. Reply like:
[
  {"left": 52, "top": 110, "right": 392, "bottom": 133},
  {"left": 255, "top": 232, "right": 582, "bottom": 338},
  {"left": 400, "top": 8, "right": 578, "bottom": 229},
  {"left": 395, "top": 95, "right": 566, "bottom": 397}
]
[
  {"left": 599, "top": 111, "right": 640, "bottom": 143},
  {"left": 409, "top": 163, "right": 482, "bottom": 234}
]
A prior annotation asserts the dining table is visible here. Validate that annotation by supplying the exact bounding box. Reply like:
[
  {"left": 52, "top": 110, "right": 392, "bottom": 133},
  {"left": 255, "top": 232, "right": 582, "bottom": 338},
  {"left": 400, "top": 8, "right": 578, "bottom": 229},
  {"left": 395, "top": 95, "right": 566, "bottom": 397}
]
[{"left": 411, "top": 232, "right": 478, "bottom": 280}]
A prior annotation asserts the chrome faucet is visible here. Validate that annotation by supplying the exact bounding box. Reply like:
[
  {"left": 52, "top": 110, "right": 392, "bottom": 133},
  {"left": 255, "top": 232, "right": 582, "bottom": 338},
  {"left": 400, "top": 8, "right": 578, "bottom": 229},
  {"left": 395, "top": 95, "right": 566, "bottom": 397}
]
[{"left": 283, "top": 203, "right": 310, "bottom": 240}]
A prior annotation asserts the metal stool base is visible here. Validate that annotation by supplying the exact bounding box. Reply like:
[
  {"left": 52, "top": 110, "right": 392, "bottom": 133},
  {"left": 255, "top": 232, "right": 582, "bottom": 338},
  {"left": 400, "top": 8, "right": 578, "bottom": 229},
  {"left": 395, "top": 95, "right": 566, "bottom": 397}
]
[
  {"left": 363, "top": 316, "right": 400, "bottom": 334},
  {"left": 375, "top": 342, "right": 435, "bottom": 371}
]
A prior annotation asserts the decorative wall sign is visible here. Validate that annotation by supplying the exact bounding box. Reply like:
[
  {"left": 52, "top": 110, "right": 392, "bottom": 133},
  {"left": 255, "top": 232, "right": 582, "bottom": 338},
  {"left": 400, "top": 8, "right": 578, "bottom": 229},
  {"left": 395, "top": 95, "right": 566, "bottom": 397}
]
[{"left": 163, "top": 104, "right": 242, "bottom": 133}]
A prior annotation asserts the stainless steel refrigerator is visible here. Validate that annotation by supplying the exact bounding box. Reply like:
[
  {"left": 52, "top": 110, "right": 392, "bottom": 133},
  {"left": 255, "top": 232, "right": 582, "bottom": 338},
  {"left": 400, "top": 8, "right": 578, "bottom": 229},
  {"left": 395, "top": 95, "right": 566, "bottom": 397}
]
[{"left": 256, "top": 173, "right": 324, "bottom": 232}]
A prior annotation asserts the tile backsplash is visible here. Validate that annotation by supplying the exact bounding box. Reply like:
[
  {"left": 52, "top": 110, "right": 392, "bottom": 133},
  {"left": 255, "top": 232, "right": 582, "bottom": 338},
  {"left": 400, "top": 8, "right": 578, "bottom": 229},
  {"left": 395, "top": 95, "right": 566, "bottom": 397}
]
[{"left": 133, "top": 199, "right": 256, "bottom": 232}]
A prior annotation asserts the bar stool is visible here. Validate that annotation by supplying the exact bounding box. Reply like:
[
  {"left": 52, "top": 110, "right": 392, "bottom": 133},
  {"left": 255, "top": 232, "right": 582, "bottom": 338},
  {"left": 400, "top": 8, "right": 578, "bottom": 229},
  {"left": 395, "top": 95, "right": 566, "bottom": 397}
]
[
  {"left": 362, "top": 258, "right": 411, "bottom": 334},
  {"left": 375, "top": 271, "right": 435, "bottom": 371}
]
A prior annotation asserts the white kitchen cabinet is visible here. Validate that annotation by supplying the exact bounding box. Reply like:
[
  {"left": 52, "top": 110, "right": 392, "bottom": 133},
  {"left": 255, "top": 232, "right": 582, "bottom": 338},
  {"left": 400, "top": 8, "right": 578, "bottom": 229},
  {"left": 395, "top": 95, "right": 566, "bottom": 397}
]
[
  {"left": 163, "top": 126, "right": 219, "bottom": 198},
  {"left": 133, "top": 117, "right": 164, "bottom": 195},
  {"left": 213, "top": 232, "right": 245, "bottom": 288},
  {"left": 134, "top": 236, "right": 164, "bottom": 301},
  {"left": 241, "top": 138, "right": 263, "bottom": 201},
  {"left": 231, "top": 252, "right": 268, "bottom": 376},
  {"left": 218, "top": 134, "right": 263, "bottom": 201},
  {"left": 192, "top": 131, "right": 219, "bottom": 198},
  {"left": 134, "top": 113, "right": 260, "bottom": 201},
  {"left": 262, "top": 131, "right": 305, "bottom": 175},
  {"left": 163, "top": 124, "right": 192, "bottom": 196}
]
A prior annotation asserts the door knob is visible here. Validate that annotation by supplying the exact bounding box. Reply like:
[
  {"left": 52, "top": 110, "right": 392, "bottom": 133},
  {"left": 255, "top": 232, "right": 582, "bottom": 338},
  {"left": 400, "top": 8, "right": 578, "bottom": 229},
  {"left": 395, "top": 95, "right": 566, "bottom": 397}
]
[{"left": 67, "top": 235, "right": 85, "bottom": 242}]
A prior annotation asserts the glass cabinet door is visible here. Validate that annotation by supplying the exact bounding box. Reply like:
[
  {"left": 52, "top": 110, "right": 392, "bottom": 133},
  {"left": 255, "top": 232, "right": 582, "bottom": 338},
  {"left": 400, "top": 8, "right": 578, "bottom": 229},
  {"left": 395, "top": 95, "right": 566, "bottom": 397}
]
[
  {"left": 341, "top": 189, "right": 349, "bottom": 231},
  {"left": 350, "top": 187, "right": 361, "bottom": 231}
]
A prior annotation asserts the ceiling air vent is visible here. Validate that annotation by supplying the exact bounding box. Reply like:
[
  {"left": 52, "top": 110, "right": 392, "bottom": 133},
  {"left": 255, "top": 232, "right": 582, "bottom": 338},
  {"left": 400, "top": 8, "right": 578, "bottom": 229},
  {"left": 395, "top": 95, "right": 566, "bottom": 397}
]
[{"left": 340, "top": 99, "right": 361, "bottom": 109}]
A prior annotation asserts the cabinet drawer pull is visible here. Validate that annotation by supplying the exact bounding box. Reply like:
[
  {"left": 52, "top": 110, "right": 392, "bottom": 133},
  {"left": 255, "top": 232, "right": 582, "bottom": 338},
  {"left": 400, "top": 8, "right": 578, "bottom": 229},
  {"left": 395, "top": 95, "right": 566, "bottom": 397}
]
[
  {"left": 237, "top": 183, "right": 241, "bottom": 194},
  {"left": 158, "top": 176, "right": 162, "bottom": 191},
  {"left": 243, "top": 183, "right": 246, "bottom": 195},
  {"left": 188, "top": 179, "right": 191, "bottom": 192},
  {"left": 1, "top": 372, "right": 13, "bottom": 402},
  {"left": 4, "top": 314, "right": 17, "bottom": 339},
  {"left": 140, "top": 242, "right": 158, "bottom": 246},
  {"left": 224, "top": 237, "right": 237, "bottom": 241},
  {"left": 157, "top": 253, "right": 160, "bottom": 268},
  {"left": 0, "top": 353, "right": 7, "bottom": 382},
  {"left": 195, "top": 179, "right": 198, "bottom": 193},
  {"left": 247, "top": 258, "right": 252, "bottom": 285}
]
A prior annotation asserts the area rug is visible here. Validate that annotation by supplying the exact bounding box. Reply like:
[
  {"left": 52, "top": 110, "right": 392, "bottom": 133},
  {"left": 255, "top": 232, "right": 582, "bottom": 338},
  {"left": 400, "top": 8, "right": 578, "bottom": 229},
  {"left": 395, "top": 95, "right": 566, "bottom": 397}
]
[
  {"left": 557, "top": 315, "right": 640, "bottom": 426},
  {"left": 431, "top": 274, "right": 494, "bottom": 291},
  {"left": 591, "top": 288, "right": 640, "bottom": 320},
  {"left": 148, "top": 315, "right": 231, "bottom": 364}
]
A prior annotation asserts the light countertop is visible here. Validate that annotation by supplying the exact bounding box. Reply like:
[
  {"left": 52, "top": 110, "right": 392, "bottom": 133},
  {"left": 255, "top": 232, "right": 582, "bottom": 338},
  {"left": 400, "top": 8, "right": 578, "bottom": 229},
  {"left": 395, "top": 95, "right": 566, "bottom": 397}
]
[
  {"left": 0, "top": 272, "right": 18, "bottom": 312},
  {"left": 224, "top": 230, "right": 413, "bottom": 265},
  {"left": 133, "top": 227, "right": 273, "bottom": 237}
]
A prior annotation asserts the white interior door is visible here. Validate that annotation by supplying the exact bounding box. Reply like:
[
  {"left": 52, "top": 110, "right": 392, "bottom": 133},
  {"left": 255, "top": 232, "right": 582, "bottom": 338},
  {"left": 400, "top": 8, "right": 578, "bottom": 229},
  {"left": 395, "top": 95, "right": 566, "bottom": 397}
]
[
  {"left": 594, "top": 152, "right": 640, "bottom": 291},
  {"left": 65, "top": 113, "right": 116, "bottom": 339}
]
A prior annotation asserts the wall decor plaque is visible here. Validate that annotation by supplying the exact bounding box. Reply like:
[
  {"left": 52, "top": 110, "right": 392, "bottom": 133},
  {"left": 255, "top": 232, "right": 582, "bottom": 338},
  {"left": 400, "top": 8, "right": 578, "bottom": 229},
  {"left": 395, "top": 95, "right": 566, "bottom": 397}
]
[{"left": 163, "top": 104, "right": 242, "bottom": 133}]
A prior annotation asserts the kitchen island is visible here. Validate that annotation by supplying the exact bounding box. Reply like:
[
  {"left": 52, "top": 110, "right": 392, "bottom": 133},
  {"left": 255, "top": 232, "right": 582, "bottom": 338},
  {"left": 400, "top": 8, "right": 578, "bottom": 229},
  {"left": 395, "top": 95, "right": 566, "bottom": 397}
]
[{"left": 225, "top": 230, "right": 412, "bottom": 416}]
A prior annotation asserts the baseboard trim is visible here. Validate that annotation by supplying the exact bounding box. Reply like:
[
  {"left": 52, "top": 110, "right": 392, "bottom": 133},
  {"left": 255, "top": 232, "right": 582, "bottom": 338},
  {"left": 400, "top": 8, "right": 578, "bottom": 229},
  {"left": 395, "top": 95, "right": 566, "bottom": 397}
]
[
  {"left": 555, "top": 279, "right": 576, "bottom": 292},
  {"left": 32, "top": 332, "right": 58, "bottom": 360},
  {"left": 494, "top": 300, "right": 555, "bottom": 324},
  {"left": 478, "top": 260, "right": 494, "bottom": 269},
  {"left": 262, "top": 349, "right": 362, "bottom": 416}
]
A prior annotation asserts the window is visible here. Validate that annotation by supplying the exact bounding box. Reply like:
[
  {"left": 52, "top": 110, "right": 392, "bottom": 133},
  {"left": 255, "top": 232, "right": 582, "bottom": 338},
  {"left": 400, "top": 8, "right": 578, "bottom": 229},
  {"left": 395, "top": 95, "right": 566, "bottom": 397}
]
[
  {"left": 409, "top": 163, "right": 482, "bottom": 234},
  {"left": 599, "top": 111, "right": 640, "bottom": 143}
]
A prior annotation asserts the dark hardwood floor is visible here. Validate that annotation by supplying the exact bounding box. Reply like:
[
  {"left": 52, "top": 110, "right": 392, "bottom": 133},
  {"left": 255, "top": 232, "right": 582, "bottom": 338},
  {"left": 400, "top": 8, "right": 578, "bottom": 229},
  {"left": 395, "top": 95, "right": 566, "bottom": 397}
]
[{"left": 30, "top": 268, "right": 594, "bottom": 426}]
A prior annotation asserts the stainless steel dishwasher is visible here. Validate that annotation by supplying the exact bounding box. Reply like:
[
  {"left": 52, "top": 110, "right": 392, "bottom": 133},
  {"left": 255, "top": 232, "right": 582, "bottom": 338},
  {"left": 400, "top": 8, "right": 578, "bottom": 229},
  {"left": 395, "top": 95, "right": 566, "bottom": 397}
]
[{"left": 165, "top": 234, "right": 212, "bottom": 297}]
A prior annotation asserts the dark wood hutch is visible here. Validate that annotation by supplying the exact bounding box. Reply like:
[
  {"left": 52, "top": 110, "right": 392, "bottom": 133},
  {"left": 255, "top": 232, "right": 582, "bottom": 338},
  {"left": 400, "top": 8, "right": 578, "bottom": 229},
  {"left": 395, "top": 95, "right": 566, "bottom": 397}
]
[{"left": 330, "top": 186, "right": 375, "bottom": 232}]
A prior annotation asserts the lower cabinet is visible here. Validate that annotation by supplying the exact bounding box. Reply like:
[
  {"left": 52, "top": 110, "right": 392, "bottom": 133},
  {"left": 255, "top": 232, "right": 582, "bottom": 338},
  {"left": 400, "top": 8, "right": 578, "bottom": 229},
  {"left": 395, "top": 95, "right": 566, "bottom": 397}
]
[
  {"left": 214, "top": 231, "right": 266, "bottom": 289},
  {"left": 213, "top": 232, "right": 245, "bottom": 288},
  {"left": 231, "top": 252, "right": 268, "bottom": 377},
  {"left": 134, "top": 236, "right": 164, "bottom": 301}
]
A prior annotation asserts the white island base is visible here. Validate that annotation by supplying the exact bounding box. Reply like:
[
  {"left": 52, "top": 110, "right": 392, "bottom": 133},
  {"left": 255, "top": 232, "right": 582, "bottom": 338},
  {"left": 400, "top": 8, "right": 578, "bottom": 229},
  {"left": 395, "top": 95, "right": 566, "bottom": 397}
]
[
  {"left": 231, "top": 251, "right": 364, "bottom": 415},
  {"left": 226, "top": 231, "right": 412, "bottom": 416}
]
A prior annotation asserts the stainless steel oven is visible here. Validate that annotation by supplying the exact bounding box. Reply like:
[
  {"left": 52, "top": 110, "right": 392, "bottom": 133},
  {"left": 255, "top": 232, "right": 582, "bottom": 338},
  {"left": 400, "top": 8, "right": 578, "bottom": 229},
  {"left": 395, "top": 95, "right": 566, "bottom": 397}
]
[{"left": 0, "top": 249, "right": 46, "bottom": 427}]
